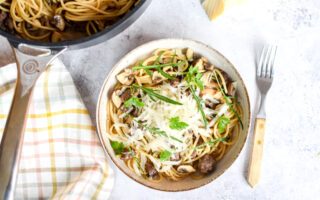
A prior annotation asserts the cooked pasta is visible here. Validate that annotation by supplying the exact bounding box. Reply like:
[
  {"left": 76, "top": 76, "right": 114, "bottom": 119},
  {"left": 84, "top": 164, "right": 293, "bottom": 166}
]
[
  {"left": 0, "top": 0, "right": 137, "bottom": 42},
  {"left": 107, "top": 48, "right": 243, "bottom": 181}
]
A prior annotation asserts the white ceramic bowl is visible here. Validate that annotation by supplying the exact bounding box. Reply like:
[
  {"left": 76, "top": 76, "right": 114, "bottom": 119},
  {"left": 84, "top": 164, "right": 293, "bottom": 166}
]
[{"left": 96, "top": 39, "right": 251, "bottom": 191}]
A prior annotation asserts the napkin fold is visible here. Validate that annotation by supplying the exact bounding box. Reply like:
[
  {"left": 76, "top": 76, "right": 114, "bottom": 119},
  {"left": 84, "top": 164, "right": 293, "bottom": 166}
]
[{"left": 0, "top": 60, "right": 114, "bottom": 199}]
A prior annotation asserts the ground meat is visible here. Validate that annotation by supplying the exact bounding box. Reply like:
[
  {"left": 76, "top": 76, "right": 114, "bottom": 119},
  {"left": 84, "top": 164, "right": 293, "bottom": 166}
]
[
  {"left": 198, "top": 154, "right": 216, "bottom": 174},
  {"left": 145, "top": 161, "right": 158, "bottom": 177},
  {"left": 120, "top": 88, "right": 131, "bottom": 102}
]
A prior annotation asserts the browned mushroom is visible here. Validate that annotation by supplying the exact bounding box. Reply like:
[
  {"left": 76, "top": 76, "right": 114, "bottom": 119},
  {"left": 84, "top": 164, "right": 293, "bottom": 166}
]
[
  {"left": 145, "top": 161, "right": 158, "bottom": 177},
  {"left": 227, "top": 82, "right": 237, "bottom": 96},
  {"left": 117, "top": 69, "right": 134, "bottom": 85},
  {"left": 152, "top": 71, "right": 166, "bottom": 84},
  {"left": 177, "top": 165, "right": 196, "bottom": 173},
  {"left": 170, "top": 153, "right": 180, "bottom": 161},
  {"left": 193, "top": 58, "right": 205, "bottom": 72},
  {"left": 53, "top": 15, "right": 65, "bottom": 31},
  {"left": 120, "top": 151, "right": 133, "bottom": 161},
  {"left": 186, "top": 48, "right": 194, "bottom": 61},
  {"left": 135, "top": 74, "right": 152, "bottom": 85},
  {"left": 120, "top": 88, "right": 131, "bottom": 102},
  {"left": 51, "top": 31, "right": 63, "bottom": 43}
]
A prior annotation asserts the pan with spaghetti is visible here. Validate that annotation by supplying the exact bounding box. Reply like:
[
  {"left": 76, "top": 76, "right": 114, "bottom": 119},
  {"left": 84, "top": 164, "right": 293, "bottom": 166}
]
[
  {"left": 97, "top": 39, "right": 251, "bottom": 191},
  {"left": 0, "top": 0, "right": 150, "bottom": 198},
  {"left": 0, "top": 0, "right": 143, "bottom": 43}
]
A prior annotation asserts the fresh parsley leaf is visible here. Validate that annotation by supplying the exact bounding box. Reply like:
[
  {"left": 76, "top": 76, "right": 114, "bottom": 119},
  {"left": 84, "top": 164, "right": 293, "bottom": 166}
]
[
  {"left": 186, "top": 66, "right": 204, "bottom": 90},
  {"left": 217, "top": 116, "right": 230, "bottom": 133},
  {"left": 124, "top": 97, "right": 144, "bottom": 108},
  {"left": 110, "top": 140, "right": 125, "bottom": 155},
  {"left": 195, "top": 72, "right": 204, "bottom": 90},
  {"left": 159, "top": 150, "right": 172, "bottom": 161},
  {"left": 169, "top": 117, "right": 188, "bottom": 130}
]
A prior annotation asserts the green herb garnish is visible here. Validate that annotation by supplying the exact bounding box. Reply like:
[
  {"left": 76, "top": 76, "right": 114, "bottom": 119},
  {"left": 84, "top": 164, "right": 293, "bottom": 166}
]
[
  {"left": 110, "top": 140, "right": 125, "bottom": 155},
  {"left": 132, "top": 62, "right": 185, "bottom": 71},
  {"left": 147, "top": 126, "right": 183, "bottom": 143},
  {"left": 194, "top": 137, "right": 227, "bottom": 149},
  {"left": 190, "top": 86, "right": 208, "bottom": 128},
  {"left": 124, "top": 97, "right": 145, "bottom": 108},
  {"left": 185, "top": 66, "right": 208, "bottom": 127},
  {"left": 217, "top": 116, "right": 230, "bottom": 133},
  {"left": 169, "top": 117, "right": 188, "bottom": 130},
  {"left": 132, "top": 84, "right": 182, "bottom": 105},
  {"left": 157, "top": 68, "right": 174, "bottom": 80},
  {"left": 159, "top": 150, "right": 172, "bottom": 161},
  {"left": 213, "top": 71, "right": 243, "bottom": 129},
  {"left": 132, "top": 61, "right": 185, "bottom": 81}
]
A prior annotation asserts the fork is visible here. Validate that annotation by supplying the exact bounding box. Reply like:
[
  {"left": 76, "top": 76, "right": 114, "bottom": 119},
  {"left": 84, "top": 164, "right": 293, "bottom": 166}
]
[{"left": 247, "top": 45, "right": 277, "bottom": 187}]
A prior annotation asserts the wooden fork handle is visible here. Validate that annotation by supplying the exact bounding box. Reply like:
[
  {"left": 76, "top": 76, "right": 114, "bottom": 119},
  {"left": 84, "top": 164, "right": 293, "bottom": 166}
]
[{"left": 247, "top": 118, "right": 266, "bottom": 187}]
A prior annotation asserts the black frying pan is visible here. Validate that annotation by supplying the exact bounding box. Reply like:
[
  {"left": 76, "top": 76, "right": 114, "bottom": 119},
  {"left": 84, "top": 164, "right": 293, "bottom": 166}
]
[{"left": 0, "top": 0, "right": 151, "bottom": 199}]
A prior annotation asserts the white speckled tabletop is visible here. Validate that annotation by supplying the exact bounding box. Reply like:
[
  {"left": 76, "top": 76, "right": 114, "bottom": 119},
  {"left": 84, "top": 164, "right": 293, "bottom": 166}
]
[{"left": 1, "top": 0, "right": 320, "bottom": 199}]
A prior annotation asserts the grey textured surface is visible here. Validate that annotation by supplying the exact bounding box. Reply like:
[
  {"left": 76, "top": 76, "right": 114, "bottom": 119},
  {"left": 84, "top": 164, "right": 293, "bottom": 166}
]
[{"left": 0, "top": 0, "right": 320, "bottom": 199}]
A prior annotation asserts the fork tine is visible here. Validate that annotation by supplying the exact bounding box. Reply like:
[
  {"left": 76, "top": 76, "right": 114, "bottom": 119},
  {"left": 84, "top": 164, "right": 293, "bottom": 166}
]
[
  {"left": 269, "top": 46, "right": 277, "bottom": 78},
  {"left": 265, "top": 45, "right": 275, "bottom": 78},
  {"left": 261, "top": 45, "right": 272, "bottom": 78},
  {"left": 257, "top": 46, "right": 267, "bottom": 77}
]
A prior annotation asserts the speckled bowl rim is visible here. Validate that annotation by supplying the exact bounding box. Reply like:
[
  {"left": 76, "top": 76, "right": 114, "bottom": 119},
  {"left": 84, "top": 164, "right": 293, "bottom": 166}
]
[{"left": 96, "top": 38, "right": 251, "bottom": 192}]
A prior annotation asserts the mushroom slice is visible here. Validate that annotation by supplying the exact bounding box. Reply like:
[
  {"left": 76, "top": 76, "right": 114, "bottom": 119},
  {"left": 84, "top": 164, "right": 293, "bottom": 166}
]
[
  {"left": 200, "top": 88, "right": 217, "bottom": 96},
  {"left": 205, "top": 64, "right": 214, "bottom": 71},
  {"left": 152, "top": 71, "right": 166, "bottom": 84},
  {"left": 186, "top": 48, "right": 194, "bottom": 61},
  {"left": 135, "top": 75, "right": 152, "bottom": 85},
  {"left": 117, "top": 69, "right": 134, "bottom": 85},
  {"left": 227, "top": 82, "right": 237, "bottom": 96},
  {"left": 193, "top": 58, "right": 205, "bottom": 72},
  {"left": 201, "top": 88, "right": 223, "bottom": 102},
  {"left": 53, "top": 15, "right": 65, "bottom": 31},
  {"left": 51, "top": 32, "right": 62, "bottom": 43},
  {"left": 201, "top": 72, "right": 218, "bottom": 89},
  {"left": 177, "top": 165, "right": 196, "bottom": 173},
  {"left": 201, "top": 71, "right": 213, "bottom": 86},
  {"left": 112, "top": 91, "right": 122, "bottom": 108}
]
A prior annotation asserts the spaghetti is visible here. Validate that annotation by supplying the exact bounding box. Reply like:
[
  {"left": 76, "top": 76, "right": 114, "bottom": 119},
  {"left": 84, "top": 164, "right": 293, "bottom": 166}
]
[
  {"left": 0, "top": 0, "right": 137, "bottom": 42},
  {"left": 107, "top": 48, "right": 243, "bottom": 181}
]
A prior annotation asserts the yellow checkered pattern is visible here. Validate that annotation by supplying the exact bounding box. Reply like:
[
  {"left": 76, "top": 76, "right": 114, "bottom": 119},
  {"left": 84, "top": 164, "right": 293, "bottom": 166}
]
[{"left": 0, "top": 60, "right": 114, "bottom": 199}]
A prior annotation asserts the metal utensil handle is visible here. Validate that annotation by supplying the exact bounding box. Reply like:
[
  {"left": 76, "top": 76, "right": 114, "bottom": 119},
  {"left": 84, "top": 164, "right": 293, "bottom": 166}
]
[{"left": 0, "top": 45, "right": 66, "bottom": 200}]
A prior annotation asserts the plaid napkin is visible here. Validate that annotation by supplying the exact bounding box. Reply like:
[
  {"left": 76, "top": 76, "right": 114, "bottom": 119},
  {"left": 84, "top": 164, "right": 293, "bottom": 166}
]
[{"left": 0, "top": 60, "right": 114, "bottom": 199}]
